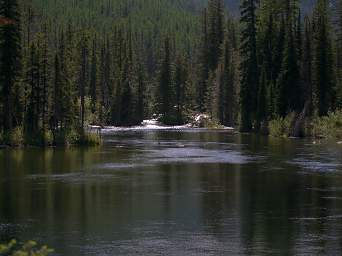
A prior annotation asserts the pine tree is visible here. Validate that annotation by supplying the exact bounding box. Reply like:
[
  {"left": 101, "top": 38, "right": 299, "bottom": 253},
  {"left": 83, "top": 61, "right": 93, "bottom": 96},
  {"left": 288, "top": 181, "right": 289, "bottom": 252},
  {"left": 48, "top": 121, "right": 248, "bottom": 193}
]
[
  {"left": 78, "top": 34, "right": 89, "bottom": 133},
  {"left": 302, "top": 16, "right": 313, "bottom": 113},
  {"left": 276, "top": 1, "right": 301, "bottom": 116},
  {"left": 158, "top": 38, "right": 174, "bottom": 124},
  {"left": 136, "top": 60, "right": 146, "bottom": 124},
  {"left": 25, "top": 42, "right": 40, "bottom": 136},
  {"left": 337, "top": 0, "right": 342, "bottom": 108},
  {"left": 207, "top": 0, "right": 225, "bottom": 71},
  {"left": 256, "top": 66, "right": 268, "bottom": 129},
  {"left": 52, "top": 53, "right": 61, "bottom": 134},
  {"left": 89, "top": 39, "right": 98, "bottom": 114},
  {"left": 120, "top": 59, "right": 134, "bottom": 126},
  {"left": 239, "top": 0, "right": 259, "bottom": 131},
  {"left": 53, "top": 33, "right": 77, "bottom": 133},
  {"left": 224, "top": 20, "right": 238, "bottom": 127},
  {"left": 0, "top": 0, "right": 21, "bottom": 132},
  {"left": 217, "top": 21, "right": 237, "bottom": 127},
  {"left": 39, "top": 31, "right": 50, "bottom": 131},
  {"left": 313, "top": 0, "right": 335, "bottom": 116},
  {"left": 174, "top": 56, "right": 188, "bottom": 124},
  {"left": 198, "top": 8, "right": 210, "bottom": 113}
]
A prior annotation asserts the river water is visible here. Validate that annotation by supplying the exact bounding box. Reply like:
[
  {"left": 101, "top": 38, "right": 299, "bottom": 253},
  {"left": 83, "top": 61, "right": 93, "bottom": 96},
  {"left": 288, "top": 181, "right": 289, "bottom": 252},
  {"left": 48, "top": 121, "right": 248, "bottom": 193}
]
[{"left": 0, "top": 129, "right": 342, "bottom": 255}]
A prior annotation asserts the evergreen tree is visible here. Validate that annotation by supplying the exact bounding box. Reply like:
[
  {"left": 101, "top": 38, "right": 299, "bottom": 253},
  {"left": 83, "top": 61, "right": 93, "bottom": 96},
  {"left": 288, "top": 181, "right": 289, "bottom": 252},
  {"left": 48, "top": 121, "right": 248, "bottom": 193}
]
[
  {"left": 78, "top": 34, "right": 89, "bottom": 133},
  {"left": 313, "top": 0, "right": 335, "bottom": 116},
  {"left": 136, "top": 59, "right": 146, "bottom": 124},
  {"left": 39, "top": 31, "right": 50, "bottom": 131},
  {"left": 336, "top": 0, "right": 342, "bottom": 108},
  {"left": 89, "top": 39, "right": 98, "bottom": 114},
  {"left": 207, "top": 0, "right": 225, "bottom": 71},
  {"left": 0, "top": 0, "right": 21, "bottom": 132},
  {"left": 218, "top": 21, "right": 237, "bottom": 127},
  {"left": 256, "top": 66, "right": 268, "bottom": 129},
  {"left": 276, "top": 0, "right": 301, "bottom": 116},
  {"left": 198, "top": 8, "right": 210, "bottom": 113},
  {"left": 52, "top": 54, "right": 61, "bottom": 134},
  {"left": 302, "top": 16, "right": 313, "bottom": 113},
  {"left": 158, "top": 38, "right": 173, "bottom": 124},
  {"left": 239, "top": 0, "right": 259, "bottom": 131},
  {"left": 174, "top": 56, "right": 188, "bottom": 124},
  {"left": 25, "top": 42, "right": 40, "bottom": 136}
]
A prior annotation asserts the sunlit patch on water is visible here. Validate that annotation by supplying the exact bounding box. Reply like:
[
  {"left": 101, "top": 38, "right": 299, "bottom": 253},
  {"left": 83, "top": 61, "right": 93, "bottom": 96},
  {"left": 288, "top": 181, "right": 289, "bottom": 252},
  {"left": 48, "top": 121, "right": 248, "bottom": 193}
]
[
  {"left": 307, "top": 187, "right": 342, "bottom": 192},
  {"left": 96, "top": 162, "right": 152, "bottom": 169},
  {"left": 145, "top": 147, "right": 261, "bottom": 164},
  {"left": 91, "top": 140, "right": 261, "bottom": 170},
  {"left": 290, "top": 215, "right": 342, "bottom": 222},
  {"left": 288, "top": 158, "right": 342, "bottom": 173},
  {"left": 27, "top": 172, "right": 119, "bottom": 184},
  {"left": 80, "top": 232, "right": 242, "bottom": 256},
  {"left": 321, "top": 196, "right": 342, "bottom": 200},
  {"left": 0, "top": 222, "right": 28, "bottom": 237}
]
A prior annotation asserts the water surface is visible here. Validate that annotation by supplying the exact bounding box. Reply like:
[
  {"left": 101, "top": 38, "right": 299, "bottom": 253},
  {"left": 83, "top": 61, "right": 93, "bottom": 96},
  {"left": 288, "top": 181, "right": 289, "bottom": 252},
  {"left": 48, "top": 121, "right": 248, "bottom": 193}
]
[{"left": 1, "top": 130, "right": 342, "bottom": 255}]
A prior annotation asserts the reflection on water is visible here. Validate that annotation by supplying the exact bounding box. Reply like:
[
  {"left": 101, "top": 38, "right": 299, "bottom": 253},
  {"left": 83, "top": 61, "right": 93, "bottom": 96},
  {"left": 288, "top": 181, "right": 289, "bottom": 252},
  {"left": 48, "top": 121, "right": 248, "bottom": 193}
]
[{"left": 0, "top": 131, "right": 342, "bottom": 255}]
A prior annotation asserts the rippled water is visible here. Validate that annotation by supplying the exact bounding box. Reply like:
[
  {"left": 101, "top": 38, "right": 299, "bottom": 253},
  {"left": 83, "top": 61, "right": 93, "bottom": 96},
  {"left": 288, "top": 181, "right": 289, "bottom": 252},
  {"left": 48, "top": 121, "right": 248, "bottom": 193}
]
[{"left": 1, "top": 130, "right": 342, "bottom": 255}]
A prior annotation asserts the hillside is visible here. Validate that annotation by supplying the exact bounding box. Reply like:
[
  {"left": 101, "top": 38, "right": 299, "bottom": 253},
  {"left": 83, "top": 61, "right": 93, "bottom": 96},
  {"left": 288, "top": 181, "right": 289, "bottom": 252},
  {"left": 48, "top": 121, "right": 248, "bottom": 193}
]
[{"left": 0, "top": 0, "right": 340, "bottom": 145}]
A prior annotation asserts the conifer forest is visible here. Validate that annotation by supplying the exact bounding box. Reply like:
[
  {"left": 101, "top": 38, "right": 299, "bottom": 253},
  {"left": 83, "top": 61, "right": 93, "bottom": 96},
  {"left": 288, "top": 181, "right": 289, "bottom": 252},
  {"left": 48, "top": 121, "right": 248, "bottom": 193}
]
[
  {"left": 2, "top": 1, "right": 342, "bottom": 255},
  {"left": 0, "top": 0, "right": 341, "bottom": 145}
]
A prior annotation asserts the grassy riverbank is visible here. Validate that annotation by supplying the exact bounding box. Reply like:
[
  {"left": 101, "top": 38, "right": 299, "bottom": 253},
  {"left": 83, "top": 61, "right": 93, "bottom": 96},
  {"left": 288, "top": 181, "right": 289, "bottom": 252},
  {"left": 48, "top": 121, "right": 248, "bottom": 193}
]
[
  {"left": 269, "top": 110, "right": 342, "bottom": 140},
  {"left": 0, "top": 127, "right": 101, "bottom": 148}
]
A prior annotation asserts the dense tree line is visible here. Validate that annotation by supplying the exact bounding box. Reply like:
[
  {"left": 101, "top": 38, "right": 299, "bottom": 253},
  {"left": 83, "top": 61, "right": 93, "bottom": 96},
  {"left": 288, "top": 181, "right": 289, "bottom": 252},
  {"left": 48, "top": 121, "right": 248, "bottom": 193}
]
[
  {"left": 0, "top": 0, "right": 341, "bottom": 145},
  {"left": 239, "top": 0, "right": 342, "bottom": 133}
]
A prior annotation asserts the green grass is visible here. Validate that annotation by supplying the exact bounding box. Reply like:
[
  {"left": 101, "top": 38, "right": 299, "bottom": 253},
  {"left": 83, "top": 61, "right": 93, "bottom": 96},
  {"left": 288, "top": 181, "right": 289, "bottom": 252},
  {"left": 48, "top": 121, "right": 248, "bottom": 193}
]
[
  {"left": 312, "top": 110, "right": 342, "bottom": 139},
  {"left": 0, "top": 127, "right": 101, "bottom": 147},
  {"left": 53, "top": 128, "right": 102, "bottom": 146},
  {"left": 268, "top": 113, "right": 295, "bottom": 138},
  {"left": 0, "top": 127, "right": 24, "bottom": 147},
  {"left": 75, "top": 131, "right": 102, "bottom": 146}
]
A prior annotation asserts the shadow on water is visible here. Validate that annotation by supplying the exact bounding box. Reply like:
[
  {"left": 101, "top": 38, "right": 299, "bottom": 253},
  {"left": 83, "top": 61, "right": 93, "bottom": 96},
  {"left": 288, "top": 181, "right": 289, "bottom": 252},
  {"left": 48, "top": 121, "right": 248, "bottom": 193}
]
[{"left": 0, "top": 131, "right": 342, "bottom": 255}]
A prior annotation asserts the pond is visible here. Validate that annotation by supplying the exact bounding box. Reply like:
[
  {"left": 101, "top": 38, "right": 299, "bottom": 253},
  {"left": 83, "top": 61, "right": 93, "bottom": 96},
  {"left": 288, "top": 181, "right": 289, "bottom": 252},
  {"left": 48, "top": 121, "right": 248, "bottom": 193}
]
[{"left": 1, "top": 129, "right": 342, "bottom": 255}]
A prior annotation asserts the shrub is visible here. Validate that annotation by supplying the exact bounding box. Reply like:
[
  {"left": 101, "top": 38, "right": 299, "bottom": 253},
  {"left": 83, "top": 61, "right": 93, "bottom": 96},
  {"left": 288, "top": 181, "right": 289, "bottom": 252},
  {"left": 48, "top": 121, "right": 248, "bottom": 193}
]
[
  {"left": 269, "top": 113, "right": 295, "bottom": 138},
  {"left": 0, "top": 131, "right": 3, "bottom": 145},
  {"left": 190, "top": 113, "right": 225, "bottom": 129},
  {"left": 53, "top": 128, "right": 101, "bottom": 146},
  {"left": 24, "top": 129, "right": 54, "bottom": 147},
  {"left": 77, "top": 132, "right": 102, "bottom": 146},
  {"left": 312, "top": 110, "right": 342, "bottom": 139},
  {"left": 1, "top": 127, "right": 25, "bottom": 146},
  {"left": 0, "top": 240, "right": 53, "bottom": 256}
]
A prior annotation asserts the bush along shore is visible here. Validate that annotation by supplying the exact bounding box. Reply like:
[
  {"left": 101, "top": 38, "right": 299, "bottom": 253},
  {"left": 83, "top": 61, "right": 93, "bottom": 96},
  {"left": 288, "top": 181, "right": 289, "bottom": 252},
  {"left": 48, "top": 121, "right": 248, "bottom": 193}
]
[
  {"left": 268, "top": 110, "right": 342, "bottom": 141},
  {"left": 0, "top": 127, "right": 102, "bottom": 148}
]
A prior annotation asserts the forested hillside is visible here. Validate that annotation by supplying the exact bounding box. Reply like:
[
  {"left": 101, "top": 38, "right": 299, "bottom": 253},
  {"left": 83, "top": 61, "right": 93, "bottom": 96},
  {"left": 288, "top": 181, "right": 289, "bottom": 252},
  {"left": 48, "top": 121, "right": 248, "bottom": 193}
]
[{"left": 0, "top": 0, "right": 341, "bottom": 146}]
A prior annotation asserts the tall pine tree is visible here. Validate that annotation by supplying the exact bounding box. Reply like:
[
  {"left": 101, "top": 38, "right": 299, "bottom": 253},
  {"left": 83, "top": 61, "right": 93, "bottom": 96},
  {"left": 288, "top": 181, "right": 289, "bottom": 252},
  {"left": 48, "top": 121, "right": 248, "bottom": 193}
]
[
  {"left": 0, "top": 0, "right": 21, "bottom": 133},
  {"left": 240, "top": 0, "right": 259, "bottom": 131}
]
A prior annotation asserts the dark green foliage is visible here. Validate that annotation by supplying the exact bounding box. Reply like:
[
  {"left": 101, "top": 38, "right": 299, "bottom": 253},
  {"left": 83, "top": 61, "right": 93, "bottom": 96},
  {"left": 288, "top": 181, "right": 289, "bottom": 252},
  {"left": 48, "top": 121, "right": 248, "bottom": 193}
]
[
  {"left": 174, "top": 56, "right": 188, "bottom": 124},
  {"left": 302, "top": 17, "right": 313, "bottom": 112},
  {"left": 207, "top": 0, "right": 225, "bottom": 71},
  {"left": 0, "top": 0, "right": 21, "bottom": 132},
  {"left": 239, "top": 0, "right": 259, "bottom": 131},
  {"left": 257, "top": 67, "right": 268, "bottom": 129},
  {"left": 197, "top": 9, "right": 210, "bottom": 112},
  {"left": 313, "top": 0, "right": 335, "bottom": 116},
  {"left": 157, "top": 38, "right": 174, "bottom": 125},
  {"left": 218, "top": 20, "right": 238, "bottom": 127},
  {"left": 0, "top": 0, "right": 341, "bottom": 146}
]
